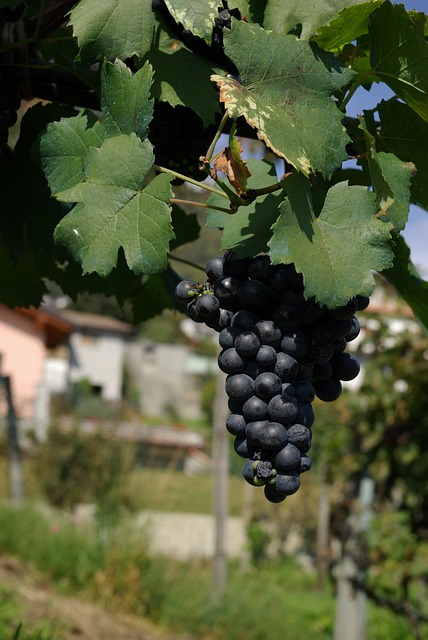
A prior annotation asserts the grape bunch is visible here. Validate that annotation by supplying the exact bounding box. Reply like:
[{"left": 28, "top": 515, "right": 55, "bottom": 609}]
[{"left": 175, "top": 252, "right": 367, "bottom": 503}]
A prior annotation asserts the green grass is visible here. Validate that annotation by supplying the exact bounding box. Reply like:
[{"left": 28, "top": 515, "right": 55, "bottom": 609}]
[
  {"left": 0, "top": 588, "right": 56, "bottom": 640},
  {"left": 0, "top": 503, "right": 422, "bottom": 640}
]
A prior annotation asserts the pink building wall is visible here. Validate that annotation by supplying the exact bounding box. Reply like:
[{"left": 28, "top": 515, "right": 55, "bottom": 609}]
[{"left": 0, "top": 307, "right": 46, "bottom": 418}]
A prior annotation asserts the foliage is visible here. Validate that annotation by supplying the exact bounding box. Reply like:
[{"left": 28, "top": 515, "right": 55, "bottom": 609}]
[
  {"left": 0, "top": 0, "right": 426, "bottom": 328},
  {"left": 37, "top": 425, "right": 136, "bottom": 518}
]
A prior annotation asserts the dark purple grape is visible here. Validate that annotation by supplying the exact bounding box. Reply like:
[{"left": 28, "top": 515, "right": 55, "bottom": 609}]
[
  {"left": 272, "top": 305, "right": 301, "bottom": 332},
  {"left": 345, "top": 316, "right": 361, "bottom": 342},
  {"left": 255, "top": 320, "right": 281, "bottom": 347},
  {"left": 275, "top": 471, "right": 301, "bottom": 496},
  {"left": 273, "top": 352, "right": 299, "bottom": 382},
  {"left": 245, "top": 420, "right": 269, "bottom": 446},
  {"left": 238, "top": 280, "right": 270, "bottom": 313},
  {"left": 299, "top": 456, "right": 312, "bottom": 473},
  {"left": 330, "top": 352, "right": 360, "bottom": 381},
  {"left": 194, "top": 293, "right": 219, "bottom": 318},
  {"left": 294, "top": 381, "right": 315, "bottom": 403},
  {"left": 254, "top": 372, "right": 282, "bottom": 400},
  {"left": 313, "top": 377, "right": 342, "bottom": 402},
  {"left": 235, "top": 330, "right": 261, "bottom": 357},
  {"left": 356, "top": 295, "right": 370, "bottom": 311},
  {"left": 226, "top": 413, "right": 247, "bottom": 436},
  {"left": 222, "top": 251, "right": 249, "bottom": 280},
  {"left": 234, "top": 435, "right": 256, "bottom": 458},
  {"left": 264, "top": 483, "right": 287, "bottom": 503},
  {"left": 175, "top": 279, "right": 198, "bottom": 304},
  {"left": 280, "top": 329, "right": 309, "bottom": 359},
  {"left": 225, "top": 374, "right": 255, "bottom": 402},
  {"left": 231, "top": 310, "right": 260, "bottom": 330},
  {"left": 258, "top": 421, "right": 288, "bottom": 451},
  {"left": 219, "top": 326, "right": 241, "bottom": 349},
  {"left": 331, "top": 298, "right": 358, "bottom": 320},
  {"left": 313, "top": 362, "right": 333, "bottom": 381},
  {"left": 286, "top": 424, "right": 312, "bottom": 452},
  {"left": 243, "top": 460, "right": 264, "bottom": 486},
  {"left": 269, "top": 266, "right": 291, "bottom": 292},
  {"left": 255, "top": 345, "right": 277, "bottom": 368},
  {"left": 248, "top": 255, "right": 272, "bottom": 283},
  {"left": 295, "top": 403, "right": 315, "bottom": 428},
  {"left": 267, "top": 393, "right": 298, "bottom": 425},
  {"left": 274, "top": 443, "right": 301, "bottom": 471},
  {"left": 218, "top": 348, "right": 247, "bottom": 374},
  {"left": 205, "top": 256, "right": 224, "bottom": 282},
  {"left": 243, "top": 396, "right": 269, "bottom": 422},
  {"left": 213, "top": 276, "right": 240, "bottom": 308}
]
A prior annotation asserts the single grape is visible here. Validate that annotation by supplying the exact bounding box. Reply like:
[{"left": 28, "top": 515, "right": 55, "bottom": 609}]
[
  {"left": 255, "top": 319, "right": 282, "bottom": 347},
  {"left": 226, "top": 413, "right": 247, "bottom": 437},
  {"left": 194, "top": 293, "right": 220, "bottom": 319},
  {"left": 254, "top": 372, "right": 282, "bottom": 400},
  {"left": 286, "top": 424, "right": 312, "bottom": 452},
  {"left": 205, "top": 256, "right": 224, "bottom": 282},
  {"left": 264, "top": 483, "right": 287, "bottom": 503},
  {"left": 225, "top": 374, "right": 255, "bottom": 402},
  {"left": 218, "top": 348, "right": 247, "bottom": 375},
  {"left": 273, "top": 352, "right": 299, "bottom": 382},
  {"left": 242, "top": 396, "right": 269, "bottom": 422},
  {"left": 330, "top": 352, "right": 360, "bottom": 381},
  {"left": 213, "top": 276, "right": 240, "bottom": 308},
  {"left": 258, "top": 421, "right": 288, "bottom": 451},
  {"left": 274, "top": 443, "right": 301, "bottom": 471},
  {"left": 313, "top": 377, "right": 343, "bottom": 402},
  {"left": 245, "top": 420, "right": 269, "bottom": 446},
  {"left": 275, "top": 471, "right": 301, "bottom": 496},
  {"left": 175, "top": 280, "right": 198, "bottom": 304},
  {"left": 267, "top": 393, "right": 298, "bottom": 425},
  {"left": 255, "top": 345, "right": 277, "bottom": 368},
  {"left": 235, "top": 330, "right": 261, "bottom": 357}
]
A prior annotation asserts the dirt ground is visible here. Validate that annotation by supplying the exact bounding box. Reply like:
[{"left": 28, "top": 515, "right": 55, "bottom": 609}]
[{"left": 0, "top": 555, "right": 194, "bottom": 640}]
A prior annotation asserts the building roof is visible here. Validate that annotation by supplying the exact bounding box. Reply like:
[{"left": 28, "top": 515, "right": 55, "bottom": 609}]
[
  {"left": 16, "top": 306, "right": 74, "bottom": 349},
  {"left": 59, "top": 309, "right": 136, "bottom": 335}
]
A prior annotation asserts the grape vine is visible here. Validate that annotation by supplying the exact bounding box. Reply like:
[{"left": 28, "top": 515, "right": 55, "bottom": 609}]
[{"left": 0, "top": 0, "right": 427, "bottom": 324}]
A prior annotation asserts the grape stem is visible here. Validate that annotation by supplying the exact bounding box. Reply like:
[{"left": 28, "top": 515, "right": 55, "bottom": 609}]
[
  {"left": 153, "top": 164, "right": 230, "bottom": 199},
  {"left": 171, "top": 198, "right": 235, "bottom": 214},
  {"left": 205, "top": 111, "right": 230, "bottom": 162},
  {"left": 168, "top": 254, "right": 206, "bottom": 273}
]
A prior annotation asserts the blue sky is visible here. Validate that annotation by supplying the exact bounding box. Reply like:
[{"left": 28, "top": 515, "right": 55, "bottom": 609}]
[{"left": 343, "top": 0, "right": 428, "bottom": 275}]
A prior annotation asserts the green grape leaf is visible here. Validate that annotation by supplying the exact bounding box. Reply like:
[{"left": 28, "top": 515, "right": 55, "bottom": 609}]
[
  {"left": 359, "top": 120, "right": 414, "bottom": 232},
  {"left": 316, "top": 1, "right": 385, "bottom": 52},
  {"left": 370, "top": 2, "right": 428, "bottom": 123},
  {"left": 163, "top": 0, "right": 220, "bottom": 43},
  {"left": 101, "top": 59, "right": 154, "bottom": 140},
  {"left": 212, "top": 20, "right": 354, "bottom": 177},
  {"left": 143, "top": 15, "right": 222, "bottom": 126},
  {"left": 269, "top": 174, "right": 394, "bottom": 308},
  {"left": 69, "top": 0, "right": 155, "bottom": 62},
  {"left": 384, "top": 235, "right": 428, "bottom": 335},
  {"left": 263, "top": 0, "right": 375, "bottom": 40},
  {"left": 52, "top": 134, "right": 174, "bottom": 277},
  {"left": 37, "top": 27, "right": 100, "bottom": 92},
  {"left": 206, "top": 159, "right": 284, "bottom": 257},
  {"left": 170, "top": 204, "right": 200, "bottom": 250},
  {"left": 39, "top": 112, "right": 106, "bottom": 194},
  {"left": 367, "top": 100, "right": 428, "bottom": 209}
]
